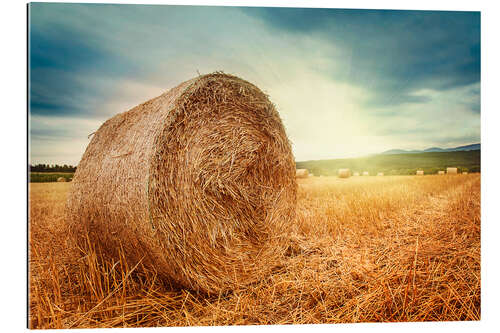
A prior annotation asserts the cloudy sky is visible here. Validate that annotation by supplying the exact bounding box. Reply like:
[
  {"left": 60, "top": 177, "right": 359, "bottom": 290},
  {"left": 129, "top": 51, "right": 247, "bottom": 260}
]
[{"left": 29, "top": 3, "right": 480, "bottom": 165}]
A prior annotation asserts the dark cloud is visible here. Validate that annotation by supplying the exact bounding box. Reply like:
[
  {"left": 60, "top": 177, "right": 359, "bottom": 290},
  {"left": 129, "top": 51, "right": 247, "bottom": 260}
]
[
  {"left": 29, "top": 3, "right": 139, "bottom": 117},
  {"left": 243, "top": 8, "right": 480, "bottom": 108}
]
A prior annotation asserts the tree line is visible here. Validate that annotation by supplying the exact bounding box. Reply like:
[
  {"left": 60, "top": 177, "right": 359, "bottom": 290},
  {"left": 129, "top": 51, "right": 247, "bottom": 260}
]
[{"left": 29, "top": 164, "right": 76, "bottom": 172}]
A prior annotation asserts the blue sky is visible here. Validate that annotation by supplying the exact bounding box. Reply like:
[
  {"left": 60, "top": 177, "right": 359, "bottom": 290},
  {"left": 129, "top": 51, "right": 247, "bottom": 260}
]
[{"left": 29, "top": 3, "right": 480, "bottom": 165}]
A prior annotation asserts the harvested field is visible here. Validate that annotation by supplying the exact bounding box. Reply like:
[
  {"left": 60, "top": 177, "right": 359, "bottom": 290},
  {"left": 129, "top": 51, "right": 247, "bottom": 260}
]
[{"left": 29, "top": 174, "right": 480, "bottom": 328}]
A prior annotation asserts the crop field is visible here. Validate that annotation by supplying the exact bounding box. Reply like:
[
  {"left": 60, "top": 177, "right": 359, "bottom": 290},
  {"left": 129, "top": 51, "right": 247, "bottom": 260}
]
[
  {"left": 30, "top": 172, "right": 74, "bottom": 183},
  {"left": 29, "top": 174, "right": 480, "bottom": 328}
]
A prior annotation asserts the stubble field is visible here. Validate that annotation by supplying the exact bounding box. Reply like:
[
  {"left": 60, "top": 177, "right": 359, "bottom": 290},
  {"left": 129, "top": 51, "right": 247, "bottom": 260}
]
[{"left": 29, "top": 174, "right": 480, "bottom": 328}]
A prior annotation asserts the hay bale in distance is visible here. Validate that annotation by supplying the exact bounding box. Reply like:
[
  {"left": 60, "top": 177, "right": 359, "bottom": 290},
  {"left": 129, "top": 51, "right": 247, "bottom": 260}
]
[
  {"left": 416, "top": 170, "right": 424, "bottom": 175},
  {"left": 377, "top": 172, "right": 384, "bottom": 176},
  {"left": 462, "top": 171, "right": 468, "bottom": 175},
  {"left": 296, "top": 169, "right": 309, "bottom": 179},
  {"left": 57, "top": 177, "right": 66, "bottom": 182},
  {"left": 66, "top": 73, "right": 297, "bottom": 294},
  {"left": 447, "top": 167, "right": 458, "bottom": 175},
  {"left": 338, "top": 168, "right": 351, "bottom": 178},
  {"left": 362, "top": 171, "right": 369, "bottom": 176},
  {"left": 353, "top": 172, "right": 360, "bottom": 176},
  {"left": 438, "top": 171, "right": 445, "bottom": 175}
]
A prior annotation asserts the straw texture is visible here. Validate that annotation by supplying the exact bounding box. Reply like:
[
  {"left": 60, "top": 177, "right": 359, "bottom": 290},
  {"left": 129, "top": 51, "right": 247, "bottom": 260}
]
[
  {"left": 66, "top": 73, "right": 297, "bottom": 294},
  {"left": 447, "top": 167, "right": 458, "bottom": 175}
]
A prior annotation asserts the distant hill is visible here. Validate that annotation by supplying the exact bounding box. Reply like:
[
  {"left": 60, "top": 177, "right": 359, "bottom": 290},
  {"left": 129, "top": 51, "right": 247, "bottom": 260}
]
[
  {"left": 381, "top": 143, "right": 480, "bottom": 155},
  {"left": 296, "top": 150, "right": 480, "bottom": 176}
]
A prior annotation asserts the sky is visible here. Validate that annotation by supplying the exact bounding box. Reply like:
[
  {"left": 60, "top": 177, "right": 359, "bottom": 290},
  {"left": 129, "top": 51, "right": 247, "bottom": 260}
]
[{"left": 28, "top": 3, "right": 480, "bottom": 165}]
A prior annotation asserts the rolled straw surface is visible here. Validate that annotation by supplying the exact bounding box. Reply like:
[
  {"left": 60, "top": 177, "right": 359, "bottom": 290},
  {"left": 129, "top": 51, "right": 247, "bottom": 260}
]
[
  {"left": 66, "top": 73, "right": 297, "bottom": 293},
  {"left": 338, "top": 168, "right": 350, "bottom": 178},
  {"left": 296, "top": 169, "right": 309, "bottom": 178}
]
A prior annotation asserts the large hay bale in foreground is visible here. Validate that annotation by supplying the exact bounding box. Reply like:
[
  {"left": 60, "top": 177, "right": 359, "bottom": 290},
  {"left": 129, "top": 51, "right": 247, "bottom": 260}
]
[
  {"left": 447, "top": 167, "right": 458, "bottom": 175},
  {"left": 438, "top": 171, "right": 445, "bottom": 175},
  {"left": 338, "top": 168, "right": 351, "bottom": 178},
  {"left": 416, "top": 170, "right": 424, "bottom": 175},
  {"left": 57, "top": 177, "right": 66, "bottom": 182},
  {"left": 66, "top": 73, "right": 297, "bottom": 294},
  {"left": 296, "top": 169, "right": 309, "bottom": 178}
]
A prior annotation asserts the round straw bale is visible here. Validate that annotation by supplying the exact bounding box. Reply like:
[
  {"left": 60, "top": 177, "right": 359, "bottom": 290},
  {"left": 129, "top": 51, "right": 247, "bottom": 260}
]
[
  {"left": 446, "top": 167, "right": 458, "bottom": 174},
  {"left": 462, "top": 171, "right": 468, "bottom": 175},
  {"left": 296, "top": 169, "right": 309, "bottom": 178},
  {"left": 416, "top": 170, "right": 424, "bottom": 175},
  {"left": 362, "top": 171, "right": 369, "bottom": 176},
  {"left": 377, "top": 172, "right": 384, "bottom": 176},
  {"left": 66, "top": 73, "right": 297, "bottom": 294},
  {"left": 338, "top": 168, "right": 350, "bottom": 178},
  {"left": 438, "top": 171, "right": 445, "bottom": 175},
  {"left": 57, "top": 177, "right": 66, "bottom": 182}
]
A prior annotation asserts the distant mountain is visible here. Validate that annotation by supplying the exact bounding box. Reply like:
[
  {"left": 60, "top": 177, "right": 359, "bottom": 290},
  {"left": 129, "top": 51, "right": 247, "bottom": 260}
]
[
  {"left": 423, "top": 147, "right": 446, "bottom": 153},
  {"left": 451, "top": 144, "right": 480, "bottom": 151},
  {"left": 381, "top": 143, "right": 480, "bottom": 155},
  {"left": 382, "top": 149, "right": 411, "bottom": 155}
]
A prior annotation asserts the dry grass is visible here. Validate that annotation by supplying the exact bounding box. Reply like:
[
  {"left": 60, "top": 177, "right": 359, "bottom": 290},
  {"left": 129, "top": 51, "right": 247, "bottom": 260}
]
[{"left": 29, "top": 174, "right": 480, "bottom": 328}]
